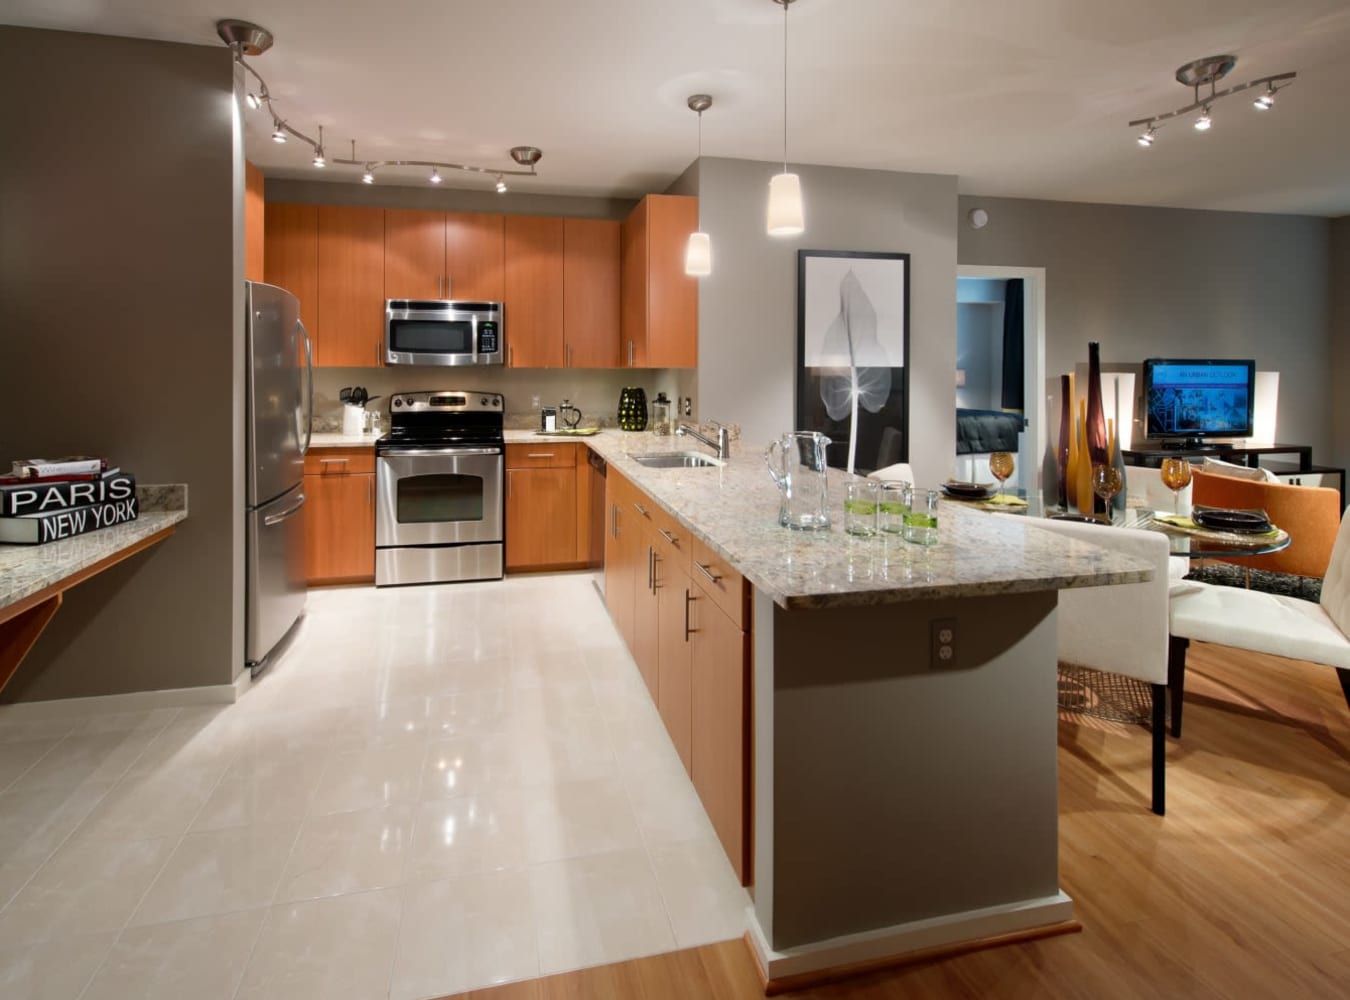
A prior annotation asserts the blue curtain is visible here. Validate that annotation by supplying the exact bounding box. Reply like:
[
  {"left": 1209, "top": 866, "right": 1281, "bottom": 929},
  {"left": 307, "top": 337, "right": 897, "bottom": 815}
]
[{"left": 1001, "top": 279, "right": 1025, "bottom": 411}]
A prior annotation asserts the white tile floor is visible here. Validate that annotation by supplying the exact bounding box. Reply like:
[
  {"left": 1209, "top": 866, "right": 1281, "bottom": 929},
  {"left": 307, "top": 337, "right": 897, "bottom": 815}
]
[{"left": 0, "top": 572, "right": 750, "bottom": 1000}]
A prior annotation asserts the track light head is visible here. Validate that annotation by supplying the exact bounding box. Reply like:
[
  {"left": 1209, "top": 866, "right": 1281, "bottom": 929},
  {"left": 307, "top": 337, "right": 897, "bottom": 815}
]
[
  {"left": 429, "top": 168, "right": 442, "bottom": 184},
  {"left": 312, "top": 150, "right": 325, "bottom": 167},
  {"left": 271, "top": 121, "right": 287, "bottom": 143},
  {"left": 245, "top": 91, "right": 260, "bottom": 111},
  {"left": 1137, "top": 126, "right": 1156, "bottom": 147},
  {"left": 495, "top": 174, "right": 507, "bottom": 194},
  {"left": 362, "top": 166, "right": 375, "bottom": 184},
  {"left": 1193, "top": 107, "right": 1212, "bottom": 131},
  {"left": 1254, "top": 88, "right": 1276, "bottom": 110}
]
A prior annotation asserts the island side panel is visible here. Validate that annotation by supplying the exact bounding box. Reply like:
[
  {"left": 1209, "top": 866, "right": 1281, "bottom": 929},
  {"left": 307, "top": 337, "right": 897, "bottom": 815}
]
[{"left": 755, "top": 589, "right": 1063, "bottom": 951}]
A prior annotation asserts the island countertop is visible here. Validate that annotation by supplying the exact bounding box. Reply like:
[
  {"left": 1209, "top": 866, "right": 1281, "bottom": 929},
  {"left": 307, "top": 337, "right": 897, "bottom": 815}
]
[{"left": 566, "top": 430, "right": 1151, "bottom": 610}]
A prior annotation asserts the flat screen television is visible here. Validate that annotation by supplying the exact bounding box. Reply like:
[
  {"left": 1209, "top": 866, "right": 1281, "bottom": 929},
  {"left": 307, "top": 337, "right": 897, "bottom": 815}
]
[{"left": 1143, "top": 358, "right": 1256, "bottom": 448}]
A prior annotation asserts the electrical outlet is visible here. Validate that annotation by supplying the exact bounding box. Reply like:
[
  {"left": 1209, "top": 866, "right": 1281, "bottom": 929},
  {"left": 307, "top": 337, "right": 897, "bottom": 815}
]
[
  {"left": 530, "top": 394, "right": 541, "bottom": 409},
  {"left": 681, "top": 396, "right": 693, "bottom": 417},
  {"left": 930, "top": 618, "right": 957, "bottom": 669}
]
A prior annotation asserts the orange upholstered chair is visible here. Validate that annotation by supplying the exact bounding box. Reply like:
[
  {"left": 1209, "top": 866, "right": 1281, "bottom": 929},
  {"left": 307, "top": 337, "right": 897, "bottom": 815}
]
[{"left": 1189, "top": 469, "right": 1342, "bottom": 579}]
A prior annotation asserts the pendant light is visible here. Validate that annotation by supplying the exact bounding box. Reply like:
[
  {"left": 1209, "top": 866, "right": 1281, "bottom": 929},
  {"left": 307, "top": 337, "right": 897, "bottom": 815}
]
[
  {"left": 767, "top": 0, "right": 804, "bottom": 237},
  {"left": 684, "top": 94, "right": 713, "bottom": 277}
]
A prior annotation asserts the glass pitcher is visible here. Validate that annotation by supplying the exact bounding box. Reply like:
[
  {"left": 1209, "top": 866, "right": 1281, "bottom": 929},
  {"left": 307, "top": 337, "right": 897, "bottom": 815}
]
[{"left": 765, "top": 431, "right": 832, "bottom": 530}]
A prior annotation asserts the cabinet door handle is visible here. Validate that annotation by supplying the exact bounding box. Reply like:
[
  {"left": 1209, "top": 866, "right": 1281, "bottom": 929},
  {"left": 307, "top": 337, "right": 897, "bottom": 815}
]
[
  {"left": 368, "top": 476, "right": 373, "bottom": 506},
  {"left": 684, "top": 589, "right": 696, "bottom": 641},
  {"left": 694, "top": 561, "right": 722, "bottom": 584},
  {"left": 507, "top": 470, "right": 512, "bottom": 498},
  {"left": 627, "top": 341, "right": 634, "bottom": 367},
  {"left": 566, "top": 344, "right": 572, "bottom": 367},
  {"left": 509, "top": 345, "right": 514, "bottom": 366},
  {"left": 647, "top": 546, "right": 655, "bottom": 592},
  {"left": 657, "top": 528, "right": 677, "bottom": 546},
  {"left": 610, "top": 503, "right": 617, "bottom": 538}
]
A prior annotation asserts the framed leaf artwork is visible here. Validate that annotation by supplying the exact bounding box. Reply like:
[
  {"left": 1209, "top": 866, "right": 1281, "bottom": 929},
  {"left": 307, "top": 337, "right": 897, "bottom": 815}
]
[{"left": 796, "top": 250, "right": 911, "bottom": 474}]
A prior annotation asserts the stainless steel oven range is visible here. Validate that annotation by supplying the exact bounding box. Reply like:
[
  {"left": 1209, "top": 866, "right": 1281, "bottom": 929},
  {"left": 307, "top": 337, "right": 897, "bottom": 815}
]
[{"left": 375, "top": 390, "right": 505, "bottom": 586}]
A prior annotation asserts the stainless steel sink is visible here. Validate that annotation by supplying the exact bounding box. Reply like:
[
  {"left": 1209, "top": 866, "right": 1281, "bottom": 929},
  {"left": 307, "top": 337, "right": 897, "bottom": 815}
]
[{"left": 632, "top": 451, "right": 724, "bottom": 469}]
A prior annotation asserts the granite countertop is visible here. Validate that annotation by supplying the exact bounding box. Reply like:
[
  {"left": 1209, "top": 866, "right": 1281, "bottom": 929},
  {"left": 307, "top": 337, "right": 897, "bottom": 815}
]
[
  {"left": 309, "top": 432, "right": 380, "bottom": 449},
  {"left": 579, "top": 432, "right": 1152, "bottom": 610},
  {"left": 0, "top": 485, "right": 188, "bottom": 615}
]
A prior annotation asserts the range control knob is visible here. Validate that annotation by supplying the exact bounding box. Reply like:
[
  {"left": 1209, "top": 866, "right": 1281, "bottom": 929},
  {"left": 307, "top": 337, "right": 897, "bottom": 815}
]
[
  {"left": 494, "top": 398, "right": 501, "bottom": 407},
  {"left": 480, "top": 397, "right": 488, "bottom": 405},
  {"left": 393, "top": 398, "right": 403, "bottom": 407}
]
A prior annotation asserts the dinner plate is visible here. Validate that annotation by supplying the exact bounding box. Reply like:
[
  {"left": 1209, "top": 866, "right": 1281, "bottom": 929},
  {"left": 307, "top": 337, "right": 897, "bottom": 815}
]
[
  {"left": 1192, "top": 507, "right": 1272, "bottom": 533},
  {"left": 941, "top": 482, "right": 996, "bottom": 500}
]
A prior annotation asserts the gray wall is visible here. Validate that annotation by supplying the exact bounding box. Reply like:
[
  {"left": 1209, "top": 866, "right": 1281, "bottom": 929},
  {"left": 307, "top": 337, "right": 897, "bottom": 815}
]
[
  {"left": 695, "top": 157, "right": 959, "bottom": 480},
  {"left": 958, "top": 196, "right": 1334, "bottom": 460},
  {"left": 0, "top": 27, "right": 241, "bottom": 701},
  {"left": 1332, "top": 217, "right": 1350, "bottom": 476}
]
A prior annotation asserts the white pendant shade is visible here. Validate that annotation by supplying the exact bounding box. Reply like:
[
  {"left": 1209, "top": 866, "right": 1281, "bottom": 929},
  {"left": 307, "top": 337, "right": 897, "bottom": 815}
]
[
  {"left": 767, "top": 171, "right": 804, "bottom": 236},
  {"left": 685, "top": 231, "right": 712, "bottom": 277}
]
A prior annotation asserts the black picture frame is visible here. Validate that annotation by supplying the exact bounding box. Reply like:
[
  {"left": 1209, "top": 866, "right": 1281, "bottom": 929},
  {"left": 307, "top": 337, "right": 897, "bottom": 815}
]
[{"left": 796, "top": 250, "right": 911, "bottom": 474}]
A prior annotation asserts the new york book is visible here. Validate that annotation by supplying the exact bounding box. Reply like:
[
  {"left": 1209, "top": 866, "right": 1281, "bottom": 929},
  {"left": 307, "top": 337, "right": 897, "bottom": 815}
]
[
  {"left": 0, "top": 496, "right": 139, "bottom": 545},
  {"left": 0, "top": 472, "right": 135, "bottom": 517}
]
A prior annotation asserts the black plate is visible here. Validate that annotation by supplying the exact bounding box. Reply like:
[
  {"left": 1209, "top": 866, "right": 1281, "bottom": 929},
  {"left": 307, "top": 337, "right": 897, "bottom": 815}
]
[
  {"left": 1049, "top": 513, "right": 1105, "bottom": 524},
  {"left": 941, "top": 483, "right": 996, "bottom": 500},
  {"left": 1193, "top": 507, "right": 1272, "bottom": 533}
]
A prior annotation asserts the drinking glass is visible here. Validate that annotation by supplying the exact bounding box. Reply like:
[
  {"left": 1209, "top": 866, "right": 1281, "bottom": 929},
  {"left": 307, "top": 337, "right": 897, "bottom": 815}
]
[
  {"left": 878, "top": 482, "right": 910, "bottom": 534},
  {"left": 903, "top": 489, "right": 940, "bottom": 545},
  {"left": 1091, "top": 463, "right": 1124, "bottom": 523},
  {"left": 1160, "top": 457, "right": 1192, "bottom": 514},
  {"left": 989, "top": 451, "right": 1015, "bottom": 498},
  {"left": 844, "top": 480, "right": 880, "bottom": 537}
]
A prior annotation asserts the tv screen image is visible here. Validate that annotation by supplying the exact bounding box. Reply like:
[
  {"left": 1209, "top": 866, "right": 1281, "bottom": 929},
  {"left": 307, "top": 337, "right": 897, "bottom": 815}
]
[{"left": 1144, "top": 359, "right": 1255, "bottom": 444}]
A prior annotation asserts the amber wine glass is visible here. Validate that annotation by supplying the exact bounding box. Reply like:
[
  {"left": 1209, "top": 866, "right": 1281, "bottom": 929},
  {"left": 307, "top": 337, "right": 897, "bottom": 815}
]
[
  {"left": 1091, "top": 463, "right": 1124, "bottom": 523},
  {"left": 989, "top": 451, "right": 1015, "bottom": 498},
  {"left": 1160, "top": 457, "right": 1192, "bottom": 515}
]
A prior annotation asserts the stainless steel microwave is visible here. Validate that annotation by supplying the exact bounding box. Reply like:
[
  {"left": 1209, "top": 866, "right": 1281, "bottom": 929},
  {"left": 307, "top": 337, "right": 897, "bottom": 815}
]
[{"left": 384, "top": 300, "right": 503, "bottom": 366}]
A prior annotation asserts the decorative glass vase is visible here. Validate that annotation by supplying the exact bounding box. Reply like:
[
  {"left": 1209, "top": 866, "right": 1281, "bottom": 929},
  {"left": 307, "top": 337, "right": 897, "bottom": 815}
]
[
  {"left": 1086, "top": 342, "right": 1110, "bottom": 517},
  {"left": 617, "top": 387, "right": 648, "bottom": 431},
  {"left": 1058, "top": 374, "right": 1073, "bottom": 509}
]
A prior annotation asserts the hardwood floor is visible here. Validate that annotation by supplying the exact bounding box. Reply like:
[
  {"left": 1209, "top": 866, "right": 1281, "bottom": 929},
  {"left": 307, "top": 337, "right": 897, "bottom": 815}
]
[{"left": 443, "top": 641, "right": 1350, "bottom": 999}]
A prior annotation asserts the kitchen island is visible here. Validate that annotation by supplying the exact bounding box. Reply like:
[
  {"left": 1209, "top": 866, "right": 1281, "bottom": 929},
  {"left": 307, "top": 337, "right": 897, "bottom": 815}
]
[{"left": 579, "top": 431, "right": 1151, "bottom": 989}]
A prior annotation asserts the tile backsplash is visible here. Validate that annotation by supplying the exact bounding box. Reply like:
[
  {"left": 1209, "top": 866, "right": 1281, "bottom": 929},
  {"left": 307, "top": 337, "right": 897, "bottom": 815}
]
[{"left": 310, "top": 367, "right": 684, "bottom": 433}]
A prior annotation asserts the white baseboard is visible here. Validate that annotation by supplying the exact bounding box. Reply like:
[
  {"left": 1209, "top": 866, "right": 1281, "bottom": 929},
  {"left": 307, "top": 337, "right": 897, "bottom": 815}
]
[
  {"left": 746, "top": 891, "right": 1074, "bottom": 982},
  {"left": 0, "top": 669, "right": 251, "bottom": 720}
]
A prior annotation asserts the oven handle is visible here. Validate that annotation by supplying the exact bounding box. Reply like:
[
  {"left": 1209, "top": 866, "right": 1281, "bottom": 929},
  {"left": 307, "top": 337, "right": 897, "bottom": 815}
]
[{"left": 378, "top": 447, "right": 503, "bottom": 457}]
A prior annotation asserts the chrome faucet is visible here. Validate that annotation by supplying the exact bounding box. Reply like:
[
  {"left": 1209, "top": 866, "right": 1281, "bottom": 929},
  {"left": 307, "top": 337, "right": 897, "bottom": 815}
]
[{"left": 676, "top": 421, "right": 730, "bottom": 460}]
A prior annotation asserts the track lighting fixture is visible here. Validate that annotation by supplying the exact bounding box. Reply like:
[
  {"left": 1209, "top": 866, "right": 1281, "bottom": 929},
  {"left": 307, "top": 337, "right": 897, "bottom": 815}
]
[
  {"left": 1127, "top": 55, "right": 1294, "bottom": 146},
  {"left": 684, "top": 94, "right": 713, "bottom": 277},
  {"left": 217, "top": 18, "right": 542, "bottom": 193},
  {"left": 767, "top": 0, "right": 804, "bottom": 237}
]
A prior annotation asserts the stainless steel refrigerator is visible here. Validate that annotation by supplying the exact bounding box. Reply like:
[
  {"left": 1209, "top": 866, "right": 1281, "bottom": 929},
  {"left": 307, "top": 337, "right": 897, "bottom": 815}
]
[{"left": 245, "top": 280, "right": 312, "bottom": 674}]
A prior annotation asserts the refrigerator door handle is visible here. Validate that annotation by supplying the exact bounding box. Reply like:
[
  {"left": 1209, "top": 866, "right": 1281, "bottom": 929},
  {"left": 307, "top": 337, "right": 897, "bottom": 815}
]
[
  {"left": 263, "top": 492, "right": 306, "bottom": 527},
  {"left": 299, "top": 319, "right": 314, "bottom": 456}
]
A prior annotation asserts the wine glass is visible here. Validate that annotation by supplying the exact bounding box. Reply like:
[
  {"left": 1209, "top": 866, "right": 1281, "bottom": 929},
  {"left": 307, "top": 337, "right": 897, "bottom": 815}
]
[
  {"left": 1160, "top": 457, "right": 1192, "bottom": 515},
  {"left": 1091, "top": 463, "right": 1124, "bottom": 523},
  {"left": 989, "top": 451, "right": 1015, "bottom": 499}
]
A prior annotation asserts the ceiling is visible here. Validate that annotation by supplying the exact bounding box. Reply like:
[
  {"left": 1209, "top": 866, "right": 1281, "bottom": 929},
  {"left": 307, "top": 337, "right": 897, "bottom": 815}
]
[{"left": 4, "top": 0, "right": 1349, "bottom": 215}]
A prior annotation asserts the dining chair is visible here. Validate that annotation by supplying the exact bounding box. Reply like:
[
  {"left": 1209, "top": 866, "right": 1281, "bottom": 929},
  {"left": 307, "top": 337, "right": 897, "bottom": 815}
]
[
  {"left": 1167, "top": 506, "right": 1350, "bottom": 734},
  {"left": 1189, "top": 470, "right": 1340, "bottom": 580},
  {"left": 868, "top": 462, "right": 915, "bottom": 486},
  {"left": 999, "top": 514, "right": 1174, "bottom": 814}
]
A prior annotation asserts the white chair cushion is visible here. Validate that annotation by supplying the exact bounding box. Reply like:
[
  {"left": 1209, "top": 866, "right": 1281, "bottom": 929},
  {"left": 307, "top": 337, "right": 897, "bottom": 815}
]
[
  {"left": 868, "top": 462, "right": 914, "bottom": 485},
  {"left": 1127, "top": 465, "right": 1193, "bottom": 516},
  {"left": 1319, "top": 508, "right": 1350, "bottom": 636},
  {"left": 1012, "top": 516, "right": 1170, "bottom": 685},
  {"left": 1198, "top": 456, "right": 1278, "bottom": 482},
  {"left": 1170, "top": 582, "right": 1350, "bottom": 669}
]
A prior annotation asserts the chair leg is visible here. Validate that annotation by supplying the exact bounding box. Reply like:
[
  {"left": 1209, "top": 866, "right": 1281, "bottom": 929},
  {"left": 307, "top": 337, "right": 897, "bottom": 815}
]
[
  {"left": 1168, "top": 636, "right": 1189, "bottom": 738},
  {"left": 1151, "top": 683, "right": 1166, "bottom": 816},
  {"left": 1338, "top": 668, "right": 1350, "bottom": 712}
]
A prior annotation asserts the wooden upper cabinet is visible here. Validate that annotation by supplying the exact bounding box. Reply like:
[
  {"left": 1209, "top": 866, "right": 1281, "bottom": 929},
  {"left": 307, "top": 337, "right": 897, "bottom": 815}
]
[
  {"left": 446, "top": 212, "right": 505, "bottom": 301},
  {"left": 564, "top": 218, "right": 621, "bottom": 368},
  {"left": 621, "top": 194, "right": 698, "bottom": 369},
  {"left": 244, "top": 161, "right": 265, "bottom": 282},
  {"left": 384, "top": 209, "right": 445, "bottom": 299},
  {"left": 317, "top": 205, "right": 385, "bottom": 367},
  {"left": 263, "top": 202, "right": 318, "bottom": 335},
  {"left": 504, "top": 215, "right": 565, "bottom": 368}
]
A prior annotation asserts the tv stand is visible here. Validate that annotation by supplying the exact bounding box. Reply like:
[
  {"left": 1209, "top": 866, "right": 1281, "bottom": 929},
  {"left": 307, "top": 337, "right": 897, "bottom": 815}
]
[
  {"left": 1125, "top": 442, "right": 1313, "bottom": 470},
  {"left": 1161, "top": 438, "right": 1223, "bottom": 452}
]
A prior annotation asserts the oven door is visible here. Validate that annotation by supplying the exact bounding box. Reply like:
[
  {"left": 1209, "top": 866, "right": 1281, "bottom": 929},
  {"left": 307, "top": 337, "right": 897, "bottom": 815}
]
[{"left": 376, "top": 448, "right": 503, "bottom": 547}]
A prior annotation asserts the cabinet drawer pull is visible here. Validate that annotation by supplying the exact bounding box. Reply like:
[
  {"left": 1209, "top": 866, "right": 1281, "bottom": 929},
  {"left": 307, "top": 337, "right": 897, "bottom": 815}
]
[
  {"left": 657, "top": 528, "right": 677, "bottom": 545},
  {"left": 632, "top": 502, "right": 649, "bottom": 517},
  {"left": 566, "top": 344, "right": 572, "bottom": 367},
  {"left": 526, "top": 452, "right": 554, "bottom": 459},
  {"left": 694, "top": 561, "right": 722, "bottom": 584},
  {"left": 319, "top": 457, "right": 348, "bottom": 463}
]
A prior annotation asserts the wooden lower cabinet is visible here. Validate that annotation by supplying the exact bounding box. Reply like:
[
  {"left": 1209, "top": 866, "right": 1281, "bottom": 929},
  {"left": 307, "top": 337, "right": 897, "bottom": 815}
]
[
  {"left": 601, "top": 471, "right": 752, "bottom": 884},
  {"left": 690, "top": 585, "right": 751, "bottom": 884},
  {"left": 505, "top": 466, "right": 576, "bottom": 569},
  {"left": 302, "top": 452, "right": 375, "bottom": 584}
]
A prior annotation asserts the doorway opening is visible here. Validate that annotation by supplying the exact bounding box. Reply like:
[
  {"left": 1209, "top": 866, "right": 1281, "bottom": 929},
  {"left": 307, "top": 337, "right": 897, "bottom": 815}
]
[{"left": 956, "top": 266, "right": 1046, "bottom": 494}]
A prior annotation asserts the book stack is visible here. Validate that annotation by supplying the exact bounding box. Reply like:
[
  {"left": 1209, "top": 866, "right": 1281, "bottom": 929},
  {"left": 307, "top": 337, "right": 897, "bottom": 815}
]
[{"left": 0, "top": 457, "right": 139, "bottom": 545}]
